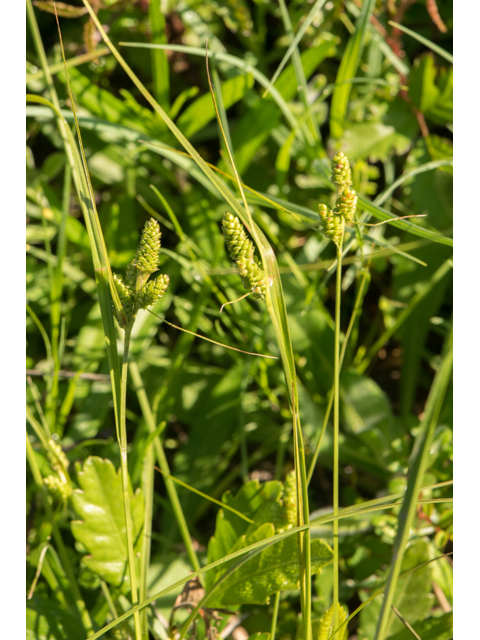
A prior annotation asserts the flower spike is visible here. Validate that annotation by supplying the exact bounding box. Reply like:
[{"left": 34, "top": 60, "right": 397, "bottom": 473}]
[
  {"left": 222, "top": 212, "right": 266, "bottom": 299},
  {"left": 318, "top": 151, "right": 357, "bottom": 244},
  {"left": 112, "top": 218, "right": 170, "bottom": 328}
]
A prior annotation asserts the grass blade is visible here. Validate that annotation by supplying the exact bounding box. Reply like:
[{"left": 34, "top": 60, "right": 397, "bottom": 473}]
[
  {"left": 389, "top": 21, "right": 453, "bottom": 63},
  {"left": 263, "top": 0, "right": 328, "bottom": 98},
  {"left": 118, "top": 42, "right": 301, "bottom": 133},
  {"left": 83, "top": 491, "right": 451, "bottom": 640},
  {"left": 374, "top": 329, "right": 453, "bottom": 640},
  {"left": 358, "top": 195, "right": 453, "bottom": 246},
  {"left": 330, "top": 0, "right": 376, "bottom": 138}
]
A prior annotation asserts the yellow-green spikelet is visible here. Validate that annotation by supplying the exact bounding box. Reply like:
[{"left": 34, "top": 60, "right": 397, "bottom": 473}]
[
  {"left": 136, "top": 274, "right": 170, "bottom": 310},
  {"left": 134, "top": 218, "right": 161, "bottom": 273},
  {"left": 331, "top": 151, "right": 352, "bottom": 191},
  {"left": 222, "top": 212, "right": 266, "bottom": 298},
  {"left": 283, "top": 470, "right": 297, "bottom": 526},
  {"left": 112, "top": 273, "right": 134, "bottom": 326}
]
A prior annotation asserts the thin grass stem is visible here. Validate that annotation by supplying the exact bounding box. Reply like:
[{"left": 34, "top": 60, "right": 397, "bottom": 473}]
[
  {"left": 129, "top": 360, "right": 202, "bottom": 577},
  {"left": 270, "top": 592, "right": 281, "bottom": 640},
  {"left": 307, "top": 256, "right": 371, "bottom": 484},
  {"left": 119, "top": 325, "right": 142, "bottom": 640},
  {"left": 333, "top": 237, "right": 344, "bottom": 632}
]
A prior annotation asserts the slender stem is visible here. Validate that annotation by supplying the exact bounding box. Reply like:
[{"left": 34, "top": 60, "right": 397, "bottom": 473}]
[
  {"left": 139, "top": 429, "right": 155, "bottom": 640},
  {"left": 270, "top": 591, "right": 281, "bottom": 640},
  {"left": 129, "top": 360, "right": 202, "bottom": 578},
  {"left": 120, "top": 325, "right": 142, "bottom": 640},
  {"left": 307, "top": 260, "right": 371, "bottom": 484},
  {"left": 333, "top": 238, "right": 344, "bottom": 631}
]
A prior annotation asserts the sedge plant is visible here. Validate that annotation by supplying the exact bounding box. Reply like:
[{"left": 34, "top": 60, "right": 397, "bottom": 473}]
[{"left": 317, "top": 151, "right": 358, "bottom": 632}]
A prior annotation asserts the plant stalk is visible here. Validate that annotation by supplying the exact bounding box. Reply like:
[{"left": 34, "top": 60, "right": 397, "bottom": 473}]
[
  {"left": 333, "top": 238, "right": 344, "bottom": 631},
  {"left": 120, "top": 325, "right": 142, "bottom": 640}
]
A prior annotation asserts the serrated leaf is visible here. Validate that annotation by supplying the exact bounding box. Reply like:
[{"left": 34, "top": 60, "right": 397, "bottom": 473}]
[
  {"left": 71, "top": 456, "right": 144, "bottom": 587},
  {"left": 207, "top": 480, "right": 287, "bottom": 587},
  {"left": 211, "top": 523, "right": 333, "bottom": 605}
]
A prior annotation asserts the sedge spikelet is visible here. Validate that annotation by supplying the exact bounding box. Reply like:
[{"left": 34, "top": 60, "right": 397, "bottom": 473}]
[
  {"left": 112, "top": 218, "right": 169, "bottom": 328},
  {"left": 137, "top": 274, "right": 170, "bottom": 310},
  {"left": 222, "top": 213, "right": 266, "bottom": 299},
  {"left": 318, "top": 204, "right": 344, "bottom": 246},
  {"left": 318, "top": 151, "right": 357, "bottom": 243},
  {"left": 283, "top": 470, "right": 297, "bottom": 526},
  {"left": 335, "top": 186, "right": 357, "bottom": 224},
  {"left": 113, "top": 273, "right": 134, "bottom": 327},
  {"left": 134, "top": 218, "right": 161, "bottom": 274},
  {"left": 331, "top": 151, "right": 352, "bottom": 191}
]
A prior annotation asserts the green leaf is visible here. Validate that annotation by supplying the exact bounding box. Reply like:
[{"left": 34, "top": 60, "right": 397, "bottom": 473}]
[
  {"left": 229, "top": 39, "right": 336, "bottom": 173},
  {"left": 360, "top": 539, "right": 434, "bottom": 638},
  {"left": 71, "top": 456, "right": 144, "bottom": 587},
  {"left": 409, "top": 55, "right": 452, "bottom": 125},
  {"left": 58, "top": 67, "right": 162, "bottom": 136},
  {"left": 339, "top": 121, "right": 412, "bottom": 163},
  {"left": 211, "top": 523, "right": 333, "bottom": 605},
  {"left": 340, "top": 372, "right": 393, "bottom": 462},
  {"left": 330, "top": 0, "right": 376, "bottom": 138},
  {"left": 388, "top": 21, "right": 453, "bottom": 64},
  {"left": 207, "top": 480, "right": 287, "bottom": 586},
  {"left": 176, "top": 73, "right": 254, "bottom": 139},
  {"left": 387, "top": 612, "right": 453, "bottom": 640},
  {"left": 27, "top": 594, "right": 84, "bottom": 640}
]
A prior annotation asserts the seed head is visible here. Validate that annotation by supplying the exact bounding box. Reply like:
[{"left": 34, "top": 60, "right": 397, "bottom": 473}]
[
  {"left": 137, "top": 274, "right": 170, "bottom": 310},
  {"left": 331, "top": 151, "right": 352, "bottom": 190},
  {"left": 335, "top": 186, "right": 358, "bottom": 223},
  {"left": 222, "top": 213, "right": 266, "bottom": 299},
  {"left": 134, "top": 218, "right": 161, "bottom": 274},
  {"left": 283, "top": 470, "right": 297, "bottom": 526}
]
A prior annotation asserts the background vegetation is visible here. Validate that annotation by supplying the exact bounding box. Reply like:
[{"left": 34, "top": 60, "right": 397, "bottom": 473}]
[{"left": 26, "top": 1, "right": 453, "bottom": 639}]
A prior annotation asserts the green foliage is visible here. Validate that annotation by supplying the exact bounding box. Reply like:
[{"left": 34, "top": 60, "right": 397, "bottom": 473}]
[
  {"left": 71, "top": 457, "right": 144, "bottom": 588},
  {"left": 206, "top": 480, "right": 332, "bottom": 606},
  {"left": 26, "top": 1, "right": 453, "bottom": 639}
]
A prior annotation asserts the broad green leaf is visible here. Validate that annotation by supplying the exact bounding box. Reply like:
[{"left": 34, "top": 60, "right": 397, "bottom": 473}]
[
  {"left": 176, "top": 73, "right": 254, "bottom": 138},
  {"left": 409, "top": 56, "right": 452, "bottom": 125},
  {"left": 207, "top": 480, "right": 287, "bottom": 587},
  {"left": 211, "top": 522, "right": 333, "bottom": 605},
  {"left": 27, "top": 594, "right": 84, "bottom": 640},
  {"left": 71, "top": 456, "right": 144, "bottom": 588},
  {"left": 360, "top": 539, "right": 434, "bottom": 638},
  {"left": 402, "top": 137, "right": 453, "bottom": 231},
  {"left": 340, "top": 373, "right": 392, "bottom": 436},
  {"left": 339, "top": 122, "right": 413, "bottom": 163}
]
